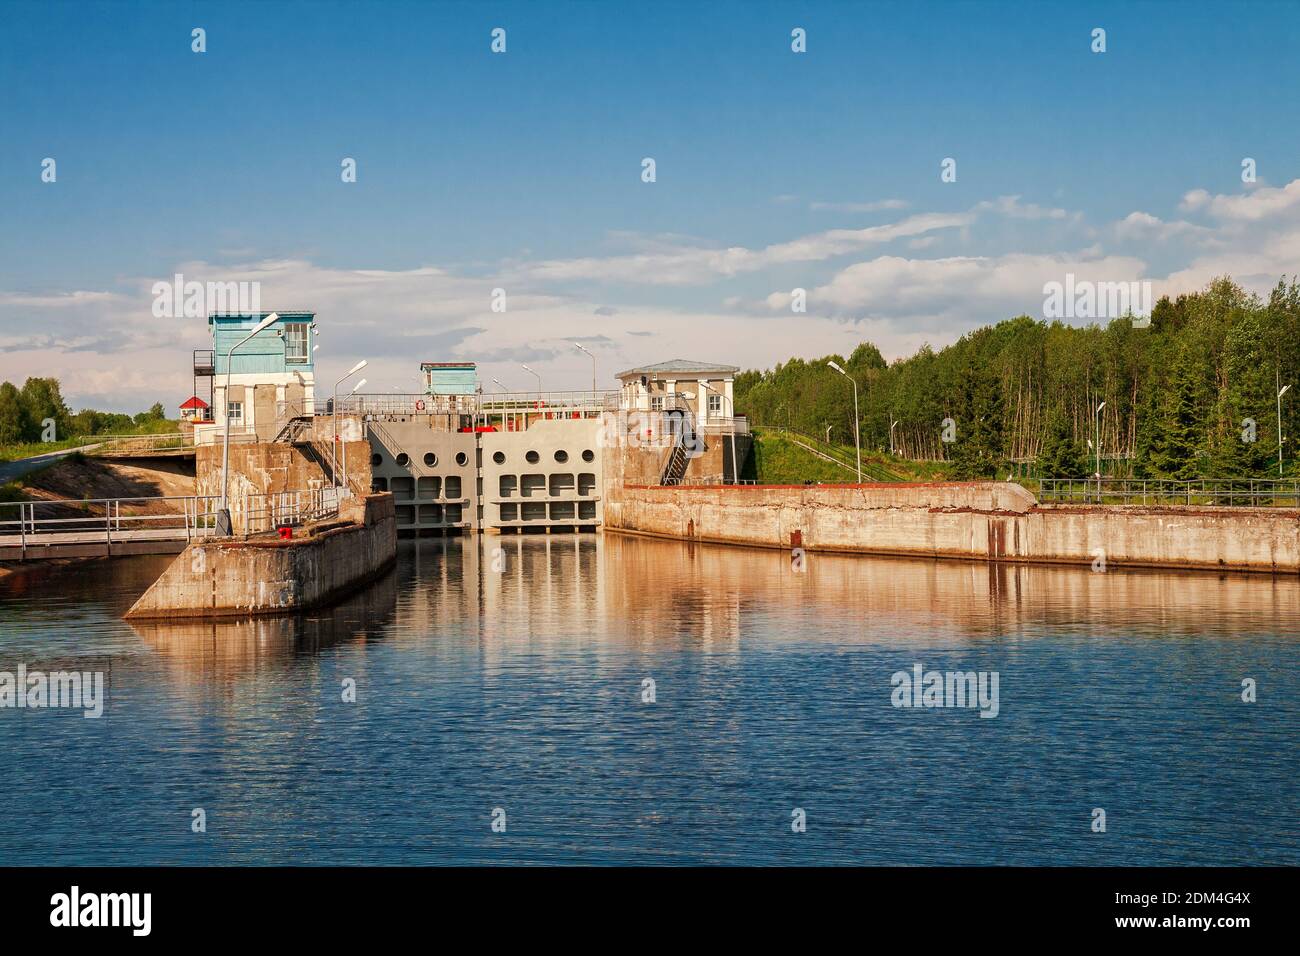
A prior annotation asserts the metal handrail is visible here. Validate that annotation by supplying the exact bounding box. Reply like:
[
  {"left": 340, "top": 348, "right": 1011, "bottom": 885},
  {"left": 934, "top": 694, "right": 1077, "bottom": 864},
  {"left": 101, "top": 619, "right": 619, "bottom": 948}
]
[
  {"left": 0, "top": 488, "right": 342, "bottom": 544},
  {"left": 81, "top": 432, "right": 192, "bottom": 454},
  {"left": 1038, "top": 478, "right": 1300, "bottom": 508}
]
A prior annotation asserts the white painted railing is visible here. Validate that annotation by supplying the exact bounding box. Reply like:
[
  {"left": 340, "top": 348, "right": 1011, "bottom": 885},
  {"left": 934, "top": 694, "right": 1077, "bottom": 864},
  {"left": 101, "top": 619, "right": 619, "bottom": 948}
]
[{"left": 0, "top": 488, "right": 343, "bottom": 552}]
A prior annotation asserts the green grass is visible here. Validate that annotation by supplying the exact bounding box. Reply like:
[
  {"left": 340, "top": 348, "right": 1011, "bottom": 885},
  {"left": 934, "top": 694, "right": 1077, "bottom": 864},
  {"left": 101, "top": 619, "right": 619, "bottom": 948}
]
[
  {"left": 0, "top": 420, "right": 182, "bottom": 463},
  {"left": 0, "top": 437, "right": 86, "bottom": 464},
  {"left": 751, "top": 429, "right": 951, "bottom": 484}
]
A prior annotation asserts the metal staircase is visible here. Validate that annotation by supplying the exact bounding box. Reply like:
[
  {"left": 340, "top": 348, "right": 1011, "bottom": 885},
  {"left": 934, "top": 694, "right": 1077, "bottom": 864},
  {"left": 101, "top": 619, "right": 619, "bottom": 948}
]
[{"left": 659, "top": 407, "right": 697, "bottom": 485}]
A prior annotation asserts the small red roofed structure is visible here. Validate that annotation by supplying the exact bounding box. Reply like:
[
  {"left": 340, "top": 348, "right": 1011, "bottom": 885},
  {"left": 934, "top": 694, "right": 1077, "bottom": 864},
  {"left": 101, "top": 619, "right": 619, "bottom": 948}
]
[{"left": 179, "top": 395, "right": 210, "bottom": 421}]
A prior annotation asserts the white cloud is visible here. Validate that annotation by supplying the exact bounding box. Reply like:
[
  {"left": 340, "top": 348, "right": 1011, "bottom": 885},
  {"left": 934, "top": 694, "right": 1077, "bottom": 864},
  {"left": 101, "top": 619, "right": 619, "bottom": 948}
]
[
  {"left": 1179, "top": 180, "right": 1300, "bottom": 222},
  {"left": 5, "top": 179, "right": 1300, "bottom": 411},
  {"left": 974, "top": 195, "right": 1074, "bottom": 221},
  {"left": 809, "top": 198, "right": 910, "bottom": 213},
  {"left": 1113, "top": 211, "right": 1214, "bottom": 243},
  {"left": 515, "top": 212, "right": 974, "bottom": 285}
]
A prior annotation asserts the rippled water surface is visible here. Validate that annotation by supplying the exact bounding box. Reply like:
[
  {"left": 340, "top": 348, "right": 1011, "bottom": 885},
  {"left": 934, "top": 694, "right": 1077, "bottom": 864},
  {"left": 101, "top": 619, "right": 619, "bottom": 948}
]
[{"left": 1, "top": 534, "right": 1297, "bottom": 865}]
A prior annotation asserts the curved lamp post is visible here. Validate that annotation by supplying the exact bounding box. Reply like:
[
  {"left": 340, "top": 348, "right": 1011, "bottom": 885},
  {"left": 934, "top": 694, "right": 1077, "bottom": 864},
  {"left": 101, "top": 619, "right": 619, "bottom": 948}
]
[
  {"left": 333, "top": 359, "right": 367, "bottom": 492},
  {"left": 1278, "top": 383, "right": 1290, "bottom": 476},
  {"left": 521, "top": 363, "right": 542, "bottom": 401},
  {"left": 827, "top": 360, "right": 861, "bottom": 483},
  {"left": 341, "top": 377, "right": 366, "bottom": 492},
  {"left": 218, "top": 312, "right": 279, "bottom": 534},
  {"left": 1095, "top": 401, "right": 1107, "bottom": 502},
  {"left": 572, "top": 342, "right": 596, "bottom": 397}
]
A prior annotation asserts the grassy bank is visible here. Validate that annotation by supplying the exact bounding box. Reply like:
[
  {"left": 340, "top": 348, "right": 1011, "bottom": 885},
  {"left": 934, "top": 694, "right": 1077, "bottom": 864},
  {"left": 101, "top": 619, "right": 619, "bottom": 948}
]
[
  {"left": 751, "top": 428, "right": 951, "bottom": 484},
  {"left": 0, "top": 421, "right": 181, "bottom": 464}
]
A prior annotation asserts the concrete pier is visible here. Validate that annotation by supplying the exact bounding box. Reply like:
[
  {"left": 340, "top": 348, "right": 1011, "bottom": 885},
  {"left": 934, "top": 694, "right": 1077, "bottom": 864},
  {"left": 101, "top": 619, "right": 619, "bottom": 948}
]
[
  {"left": 603, "top": 481, "right": 1300, "bottom": 574},
  {"left": 125, "top": 493, "right": 397, "bottom": 619}
]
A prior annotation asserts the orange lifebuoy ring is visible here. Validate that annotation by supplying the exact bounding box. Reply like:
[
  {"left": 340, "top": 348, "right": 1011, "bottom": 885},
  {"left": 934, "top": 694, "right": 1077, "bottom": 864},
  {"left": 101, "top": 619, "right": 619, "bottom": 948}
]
[{"left": 415, "top": 399, "right": 426, "bottom": 411}]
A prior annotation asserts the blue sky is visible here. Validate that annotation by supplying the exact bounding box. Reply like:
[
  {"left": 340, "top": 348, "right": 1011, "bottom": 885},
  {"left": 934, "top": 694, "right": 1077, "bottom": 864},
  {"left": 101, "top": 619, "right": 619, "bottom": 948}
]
[{"left": 2, "top": 0, "right": 1298, "bottom": 410}]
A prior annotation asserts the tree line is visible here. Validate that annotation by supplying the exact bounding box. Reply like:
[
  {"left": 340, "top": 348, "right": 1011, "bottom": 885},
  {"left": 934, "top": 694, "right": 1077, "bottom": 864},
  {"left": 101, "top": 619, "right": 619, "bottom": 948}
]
[
  {"left": 734, "top": 276, "right": 1300, "bottom": 480},
  {"left": 0, "top": 377, "right": 169, "bottom": 445}
]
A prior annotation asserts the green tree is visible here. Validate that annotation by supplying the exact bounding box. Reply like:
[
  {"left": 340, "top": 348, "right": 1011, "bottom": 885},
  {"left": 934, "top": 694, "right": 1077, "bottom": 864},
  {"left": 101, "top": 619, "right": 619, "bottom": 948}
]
[
  {"left": 1038, "top": 405, "right": 1088, "bottom": 478},
  {"left": 0, "top": 381, "right": 27, "bottom": 444},
  {"left": 19, "top": 377, "right": 70, "bottom": 441},
  {"left": 1151, "top": 348, "right": 1203, "bottom": 479},
  {"left": 950, "top": 361, "right": 1005, "bottom": 479},
  {"left": 1207, "top": 314, "right": 1275, "bottom": 476}
]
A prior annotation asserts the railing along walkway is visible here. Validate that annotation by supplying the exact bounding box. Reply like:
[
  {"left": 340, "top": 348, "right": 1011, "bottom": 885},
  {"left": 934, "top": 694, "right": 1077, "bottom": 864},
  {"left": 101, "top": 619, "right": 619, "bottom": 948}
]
[
  {"left": 0, "top": 488, "right": 341, "bottom": 560},
  {"left": 1038, "top": 478, "right": 1300, "bottom": 508}
]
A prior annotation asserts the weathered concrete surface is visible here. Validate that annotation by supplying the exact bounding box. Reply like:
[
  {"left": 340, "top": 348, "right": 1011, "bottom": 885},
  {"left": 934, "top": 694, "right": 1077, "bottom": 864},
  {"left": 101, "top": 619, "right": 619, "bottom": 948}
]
[
  {"left": 603, "top": 482, "right": 1300, "bottom": 573},
  {"left": 1024, "top": 504, "right": 1300, "bottom": 572},
  {"left": 125, "top": 493, "right": 397, "bottom": 619},
  {"left": 195, "top": 438, "right": 370, "bottom": 500}
]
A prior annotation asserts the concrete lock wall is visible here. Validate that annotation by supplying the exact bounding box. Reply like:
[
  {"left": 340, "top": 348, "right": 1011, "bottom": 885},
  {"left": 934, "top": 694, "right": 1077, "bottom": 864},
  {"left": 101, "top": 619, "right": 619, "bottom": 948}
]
[
  {"left": 125, "top": 493, "right": 397, "bottom": 619},
  {"left": 196, "top": 438, "right": 370, "bottom": 500},
  {"left": 603, "top": 481, "right": 1300, "bottom": 573},
  {"left": 368, "top": 420, "right": 479, "bottom": 533},
  {"left": 481, "top": 419, "right": 604, "bottom": 532},
  {"left": 598, "top": 411, "right": 733, "bottom": 487}
]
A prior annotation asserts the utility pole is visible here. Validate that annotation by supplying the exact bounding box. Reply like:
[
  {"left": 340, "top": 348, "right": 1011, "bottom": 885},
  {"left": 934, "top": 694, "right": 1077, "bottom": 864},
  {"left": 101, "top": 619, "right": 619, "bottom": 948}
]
[
  {"left": 827, "top": 361, "right": 861, "bottom": 483},
  {"left": 1095, "top": 401, "right": 1107, "bottom": 502},
  {"left": 1277, "top": 375, "right": 1290, "bottom": 476},
  {"left": 219, "top": 312, "right": 279, "bottom": 535}
]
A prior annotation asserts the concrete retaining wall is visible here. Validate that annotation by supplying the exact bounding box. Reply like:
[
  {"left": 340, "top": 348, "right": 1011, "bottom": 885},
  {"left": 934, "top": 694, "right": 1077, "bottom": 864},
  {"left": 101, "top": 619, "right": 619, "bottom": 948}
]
[
  {"left": 125, "top": 493, "right": 397, "bottom": 618},
  {"left": 603, "top": 482, "right": 1300, "bottom": 573},
  {"left": 196, "top": 438, "right": 370, "bottom": 500}
]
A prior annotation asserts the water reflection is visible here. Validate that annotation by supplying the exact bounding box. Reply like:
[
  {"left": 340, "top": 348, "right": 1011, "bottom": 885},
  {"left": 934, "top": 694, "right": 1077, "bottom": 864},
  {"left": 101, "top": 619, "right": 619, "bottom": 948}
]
[
  {"left": 114, "top": 532, "right": 1300, "bottom": 682},
  {"left": 128, "top": 569, "right": 400, "bottom": 684},
  {"left": 2, "top": 533, "right": 1298, "bottom": 864}
]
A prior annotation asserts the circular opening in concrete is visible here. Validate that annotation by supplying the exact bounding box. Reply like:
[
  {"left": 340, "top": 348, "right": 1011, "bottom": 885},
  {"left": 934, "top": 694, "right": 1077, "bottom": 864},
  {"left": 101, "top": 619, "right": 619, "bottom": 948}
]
[
  {"left": 455, "top": 452, "right": 469, "bottom": 466},
  {"left": 370, "top": 453, "right": 382, "bottom": 467},
  {"left": 396, "top": 453, "right": 409, "bottom": 467},
  {"left": 424, "top": 452, "right": 437, "bottom": 467},
  {"left": 525, "top": 450, "right": 540, "bottom": 464},
  {"left": 493, "top": 451, "right": 505, "bottom": 464},
  {"left": 554, "top": 450, "right": 569, "bottom": 463},
  {"left": 582, "top": 449, "right": 595, "bottom": 462}
]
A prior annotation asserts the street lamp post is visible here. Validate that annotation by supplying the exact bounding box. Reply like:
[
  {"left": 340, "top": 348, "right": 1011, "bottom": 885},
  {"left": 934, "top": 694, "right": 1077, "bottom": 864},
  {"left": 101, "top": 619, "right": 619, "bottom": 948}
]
[
  {"left": 333, "top": 359, "right": 367, "bottom": 492},
  {"left": 572, "top": 342, "right": 596, "bottom": 397},
  {"left": 1278, "top": 382, "right": 1290, "bottom": 476},
  {"left": 700, "top": 382, "right": 739, "bottom": 485},
  {"left": 889, "top": 418, "right": 899, "bottom": 456},
  {"left": 492, "top": 378, "right": 510, "bottom": 430},
  {"left": 1095, "top": 401, "right": 1107, "bottom": 502},
  {"left": 521, "top": 364, "right": 541, "bottom": 404},
  {"left": 341, "top": 378, "right": 366, "bottom": 492},
  {"left": 218, "top": 312, "right": 280, "bottom": 535},
  {"left": 827, "top": 360, "right": 861, "bottom": 483}
]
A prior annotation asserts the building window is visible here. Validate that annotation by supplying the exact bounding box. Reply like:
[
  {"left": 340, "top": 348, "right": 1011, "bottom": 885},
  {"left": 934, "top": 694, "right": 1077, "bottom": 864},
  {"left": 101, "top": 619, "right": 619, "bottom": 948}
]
[
  {"left": 284, "top": 323, "right": 309, "bottom": 363},
  {"left": 650, "top": 396, "right": 664, "bottom": 411},
  {"left": 227, "top": 401, "right": 243, "bottom": 425},
  {"left": 707, "top": 394, "right": 722, "bottom": 415}
]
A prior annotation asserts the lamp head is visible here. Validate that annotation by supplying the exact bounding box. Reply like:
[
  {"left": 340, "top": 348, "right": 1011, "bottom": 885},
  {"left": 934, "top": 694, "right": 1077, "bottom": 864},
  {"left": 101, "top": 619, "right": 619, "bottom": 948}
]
[{"left": 251, "top": 312, "right": 279, "bottom": 334}]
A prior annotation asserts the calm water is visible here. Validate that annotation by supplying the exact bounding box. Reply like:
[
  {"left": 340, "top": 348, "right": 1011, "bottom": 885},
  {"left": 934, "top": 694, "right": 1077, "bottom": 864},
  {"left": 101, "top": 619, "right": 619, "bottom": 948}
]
[{"left": 1, "top": 534, "right": 1297, "bottom": 865}]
